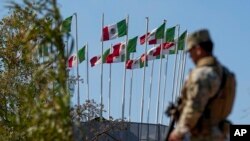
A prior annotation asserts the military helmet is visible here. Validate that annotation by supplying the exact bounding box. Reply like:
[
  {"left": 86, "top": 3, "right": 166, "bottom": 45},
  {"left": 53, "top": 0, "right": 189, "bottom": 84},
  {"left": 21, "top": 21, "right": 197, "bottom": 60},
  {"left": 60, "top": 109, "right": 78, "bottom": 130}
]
[{"left": 186, "top": 29, "right": 212, "bottom": 51}]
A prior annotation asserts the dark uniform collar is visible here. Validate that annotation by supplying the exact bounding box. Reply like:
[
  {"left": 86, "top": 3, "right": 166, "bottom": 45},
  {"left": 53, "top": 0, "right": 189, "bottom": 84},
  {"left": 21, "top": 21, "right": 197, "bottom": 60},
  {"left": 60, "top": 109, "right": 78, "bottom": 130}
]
[{"left": 197, "top": 56, "right": 218, "bottom": 67}]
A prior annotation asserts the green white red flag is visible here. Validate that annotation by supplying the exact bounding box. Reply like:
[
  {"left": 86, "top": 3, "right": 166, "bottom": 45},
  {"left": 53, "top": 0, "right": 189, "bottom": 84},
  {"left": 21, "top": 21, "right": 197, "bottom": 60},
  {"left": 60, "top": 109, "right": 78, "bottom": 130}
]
[
  {"left": 126, "top": 58, "right": 144, "bottom": 69},
  {"left": 78, "top": 46, "right": 86, "bottom": 63},
  {"left": 140, "top": 22, "right": 165, "bottom": 45},
  {"left": 68, "top": 54, "right": 77, "bottom": 68},
  {"left": 90, "top": 48, "right": 110, "bottom": 67},
  {"left": 140, "top": 53, "right": 165, "bottom": 62},
  {"left": 106, "top": 36, "right": 138, "bottom": 64},
  {"left": 106, "top": 54, "right": 125, "bottom": 63},
  {"left": 61, "top": 16, "right": 73, "bottom": 33},
  {"left": 165, "top": 26, "right": 176, "bottom": 42},
  {"left": 145, "top": 42, "right": 175, "bottom": 57},
  {"left": 101, "top": 19, "right": 127, "bottom": 41}
]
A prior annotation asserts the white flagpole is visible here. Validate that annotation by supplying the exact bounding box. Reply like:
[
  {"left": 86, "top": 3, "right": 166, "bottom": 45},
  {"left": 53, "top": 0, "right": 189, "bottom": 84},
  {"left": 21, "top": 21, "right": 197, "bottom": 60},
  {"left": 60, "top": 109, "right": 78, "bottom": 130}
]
[
  {"left": 177, "top": 52, "right": 184, "bottom": 96},
  {"left": 122, "top": 15, "right": 129, "bottom": 120},
  {"left": 160, "top": 54, "right": 169, "bottom": 124},
  {"left": 73, "top": 13, "right": 80, "bottom": 106},
  {"left": 86, "top": 42, "right": 90, "bottom": 121},
  {"left": 108, "top": 44, "right": 112, "bottom": 120},
  {"left": 100, "top": 13, "right": 104, "bottom": 119},
  {"left": 140, "top": 17, "right": 149, "bottom": 123},
  {"left": 128, "top": 53, "right": 134, "bottom": 122},
  {"left": 86, "top": 43, "right": 89, "bottom": 101},
  {"left": 180, "top": 52, "right": 187, "bottom": 90},
  {"left": 180, "top": 32, "right": 188, "bottom": 92},
  {"left": 65, "top": 40, "right": 69, "bottom": 92},
  {"left": 146, "top": 57, "right": 155, "bottom": 140},
  {"left": 171, "top": 24, "right": 180, "bottom": 103},
  {"left": 175, "top": 49, "right": 183, "bottom": 101},
  {"left": 156, "top": 20, "right": 166, "bottom": 124},
  {"left": 147, "top": 58, "right": 155, "bottom": 124}
]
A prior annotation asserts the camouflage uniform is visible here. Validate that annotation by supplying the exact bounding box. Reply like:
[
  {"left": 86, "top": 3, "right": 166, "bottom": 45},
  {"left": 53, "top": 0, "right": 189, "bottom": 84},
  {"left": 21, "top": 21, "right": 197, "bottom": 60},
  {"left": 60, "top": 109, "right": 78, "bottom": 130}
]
[{"left": 174, "top": 56, "right": 228, "bottom": 141}]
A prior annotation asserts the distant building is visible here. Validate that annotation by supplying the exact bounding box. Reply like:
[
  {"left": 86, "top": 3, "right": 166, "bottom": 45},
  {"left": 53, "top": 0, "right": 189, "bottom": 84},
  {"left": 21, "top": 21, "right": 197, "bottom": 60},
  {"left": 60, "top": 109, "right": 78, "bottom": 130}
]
[{"left": 73, "top": 119, "right": 168, "bottom": 141}]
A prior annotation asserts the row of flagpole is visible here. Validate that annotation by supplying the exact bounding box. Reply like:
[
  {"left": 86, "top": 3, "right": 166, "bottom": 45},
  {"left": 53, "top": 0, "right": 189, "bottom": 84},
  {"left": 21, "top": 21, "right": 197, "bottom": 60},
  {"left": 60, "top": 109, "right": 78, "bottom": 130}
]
[{"left": 63, "top": 13, "right": 188, "bottom": 125}]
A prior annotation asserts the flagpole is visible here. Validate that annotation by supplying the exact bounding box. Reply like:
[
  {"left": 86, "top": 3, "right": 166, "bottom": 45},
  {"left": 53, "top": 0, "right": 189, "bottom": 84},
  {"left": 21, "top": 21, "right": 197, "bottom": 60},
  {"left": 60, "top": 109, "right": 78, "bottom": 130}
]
[
  {"left": 177, "top": 50, "right": 184, "bottom": 96},
  {"left": 108, "top": 44, "right": 112, "bottom": 120},
  {"left": 177, "top": 31, "right": 187, "bottom": 97},
  {"left": 178, "top": 51, "right": 185, "bottom": 96},
  {"left": 140, "top": 17, "right": 149, "bottom": 123},
  {"left": 73, "top": 13, "right": 80, "bottom": 106},
  {"left": 147, "top": 58, "right": 155, "bottom": 124},
  {"left": 85, "top": 42, "right": 90, "bottom": 121},
  {"left": 122, "top": 15, "right": 129, "bottom": 120},
  {"left": 175, "top": 49, "right": 183, "bottom": 101},
  {"left": 65, "top": 40, "right": 69, "bottom": 96},
  {"left": 86, "top": 42, "right": 89, "bottom": 101},
  {"left": 171, "top": 24, "right": 180, "bottom": 103},
  {"left": 180, "top": 32, "right": 188, "bottom": 92},
  {"left": 100, "top": 13, "right": 104, "bottom": 119},
  {"left": 155, "top": 20, "right": 166, "bottom": 124},
  {"left": 128, "top": 53, "right": 134, "bottom": 122},
  {"left": 160, "top": 54, "right": 169, "bottom": 125},
  {"left": 146, "top": 57, "right": 155, "bottom": 140}
]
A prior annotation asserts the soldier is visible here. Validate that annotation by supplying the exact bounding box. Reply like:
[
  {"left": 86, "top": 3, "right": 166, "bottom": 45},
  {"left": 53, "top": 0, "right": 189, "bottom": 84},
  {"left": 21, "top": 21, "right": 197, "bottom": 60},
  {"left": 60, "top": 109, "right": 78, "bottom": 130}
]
[{"left": 168, "top": 29, "right": 236, "bottom": 141}]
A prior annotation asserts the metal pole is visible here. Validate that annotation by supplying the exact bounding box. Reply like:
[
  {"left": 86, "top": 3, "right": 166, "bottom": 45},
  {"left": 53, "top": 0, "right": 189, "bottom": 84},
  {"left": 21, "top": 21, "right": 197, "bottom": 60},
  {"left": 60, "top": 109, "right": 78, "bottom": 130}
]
[
  {"left": 147, "top": 58, "right": 155, "bottom": 140},
  {"left": 171, "top": 24, "right": 180, "bottom": 103},
  {"left": 156, "top": 20, "right": 166, "bottom": 124},
  {"left": 180, "top": 32, "right": 188, "bottom": 91},
  {"left": 122, "top": 15, "right": 129, "bottom": 120},
  {"left": 160, "top": 55, "right": 169, "bottom": 124},
  {"left": 73, "top": 13, "right": 80, "bottom": 106},
  {"left": 147, "top": 59, "right": 155, "bottom": 123},
  {"left": 65, "top": 40, "right": 69, "bottom": 93},
  {"left": 128, "top": 53, "right": 134, "bottom": 122},
  {"left": 108, "top": 44, "right": 112, "bottom": 120},
  {"left": 86, "top": 43, "right": 89, "bottom": 101},
  {"left": 175, "top": 50, "right": 183, "bottom": 100},
  {"left": 100, "top": 13, "right": 104, "bottom": 119},
  {"left": 140, "top": 17, "right": 149, "bottom": 123}
]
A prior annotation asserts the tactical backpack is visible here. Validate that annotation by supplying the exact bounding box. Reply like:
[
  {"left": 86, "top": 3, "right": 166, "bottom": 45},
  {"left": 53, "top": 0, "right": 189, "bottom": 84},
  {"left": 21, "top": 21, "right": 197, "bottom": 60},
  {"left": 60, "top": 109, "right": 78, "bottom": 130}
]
[{"left": 205, "top": 66, "right": 236, "bottom": 125}]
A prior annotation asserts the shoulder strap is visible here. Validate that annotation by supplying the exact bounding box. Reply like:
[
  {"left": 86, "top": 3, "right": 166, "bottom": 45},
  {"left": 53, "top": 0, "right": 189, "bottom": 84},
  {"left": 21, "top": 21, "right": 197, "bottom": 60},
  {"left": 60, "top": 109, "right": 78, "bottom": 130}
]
[
  {"left": 210, "top": 67, "right": 227, "bottom": 101},
  {"left": 202, "top": 67, "right": 227, "bottom": 119}
]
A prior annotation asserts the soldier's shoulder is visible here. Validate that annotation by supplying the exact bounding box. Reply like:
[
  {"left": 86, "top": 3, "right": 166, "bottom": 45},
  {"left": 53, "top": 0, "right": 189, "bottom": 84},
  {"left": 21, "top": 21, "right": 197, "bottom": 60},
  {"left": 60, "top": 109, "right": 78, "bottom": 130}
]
[{"left": 191, "top": 66, "right": 219, "bottom": 83}]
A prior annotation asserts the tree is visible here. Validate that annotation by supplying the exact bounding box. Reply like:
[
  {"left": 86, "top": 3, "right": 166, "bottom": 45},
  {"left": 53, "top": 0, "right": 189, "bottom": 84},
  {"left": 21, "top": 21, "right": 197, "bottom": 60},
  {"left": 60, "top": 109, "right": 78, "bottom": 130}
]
[
  {"left": 0, "top": 0, "right": 72, "bottom": 140},
  {"left": 70, "top": 100, "right": 127, "bottom": 141}
]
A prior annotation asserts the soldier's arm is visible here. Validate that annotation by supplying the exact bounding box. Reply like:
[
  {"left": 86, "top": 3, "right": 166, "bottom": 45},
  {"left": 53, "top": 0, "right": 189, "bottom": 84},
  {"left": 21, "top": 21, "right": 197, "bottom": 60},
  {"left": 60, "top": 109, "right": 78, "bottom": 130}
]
[{"left": 174, "top": 67, "right": 220, "bottom": 136}]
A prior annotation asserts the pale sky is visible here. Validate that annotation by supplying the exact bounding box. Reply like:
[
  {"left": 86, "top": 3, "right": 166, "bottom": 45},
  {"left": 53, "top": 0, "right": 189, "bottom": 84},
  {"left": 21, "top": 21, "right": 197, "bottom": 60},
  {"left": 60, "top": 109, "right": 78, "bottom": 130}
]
[{"left": 1, "top": 0, "right": 249, "bottom": 125}]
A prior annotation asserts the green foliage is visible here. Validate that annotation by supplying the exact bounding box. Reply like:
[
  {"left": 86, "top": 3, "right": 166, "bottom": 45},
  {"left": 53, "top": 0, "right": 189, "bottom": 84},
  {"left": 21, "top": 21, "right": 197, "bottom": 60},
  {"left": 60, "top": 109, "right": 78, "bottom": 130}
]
[{"left": 0, "top": 0, "right": 72, "bottom": 140}]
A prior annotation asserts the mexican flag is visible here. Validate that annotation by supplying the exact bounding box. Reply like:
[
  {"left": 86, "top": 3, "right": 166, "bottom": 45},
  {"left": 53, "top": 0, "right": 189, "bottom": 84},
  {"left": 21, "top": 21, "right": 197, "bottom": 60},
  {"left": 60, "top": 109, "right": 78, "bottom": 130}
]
[
  {"left": 90, "top": 56, "right": 101, "bottom": 67},
  {"left": 68, "top": 54, "right": 77, "bottom": 68},
  {"left": 78, "top": 45, "right": 86, "bottom": 63},
  {"left": 62, "top": 16, "right": 73, "bottom": 33},
  {"left": 141, "top": 53, "right": 165, "bottom": 62},
  {"left": 106, "top": 54, "right": 125, "bottom": 64},
  {"left": 106, "top": 36, "right": 138, "bottom": 64},
  {"left": 169, "top": 30, "right": 187, "bottom": 54},
  {"left": 146, "top": 42, "right": 175, "bottom": 57},
  {"left": 90, "top": 48, "right": 110, "bottom": 67},
  {"left": 140, "top": 22, "right": 165, "bottom": 45},
  {"left": 111, "top": 42, "right": 126, "bottom": 57},
  {"left": 126, "top": 55, "right": 148, "bottom": 70},
  {"left": 126, "top": 58, "right": 144, "bottom": 70},
  {"left": 101, "top": 19, "right": 127, "bottom": 41},
  {"left": 165, "top": 26, "right": 176, "bottom": 42},
  {"left": 112, "top": 36, "right": 138, "bottom": 57},
  {"left": 178, "top": 30, "right": 187, "bottom": 50}
]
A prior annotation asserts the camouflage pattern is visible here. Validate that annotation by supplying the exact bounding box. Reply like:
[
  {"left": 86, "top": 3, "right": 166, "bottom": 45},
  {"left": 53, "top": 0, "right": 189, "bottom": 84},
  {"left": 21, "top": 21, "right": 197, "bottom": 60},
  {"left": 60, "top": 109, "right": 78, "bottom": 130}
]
[
  {"left": 174, "top": 56, "right": 229, "bottom": 141},
  {"left": 186, "top": 29, "right": 212, "bottom": 51}
]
